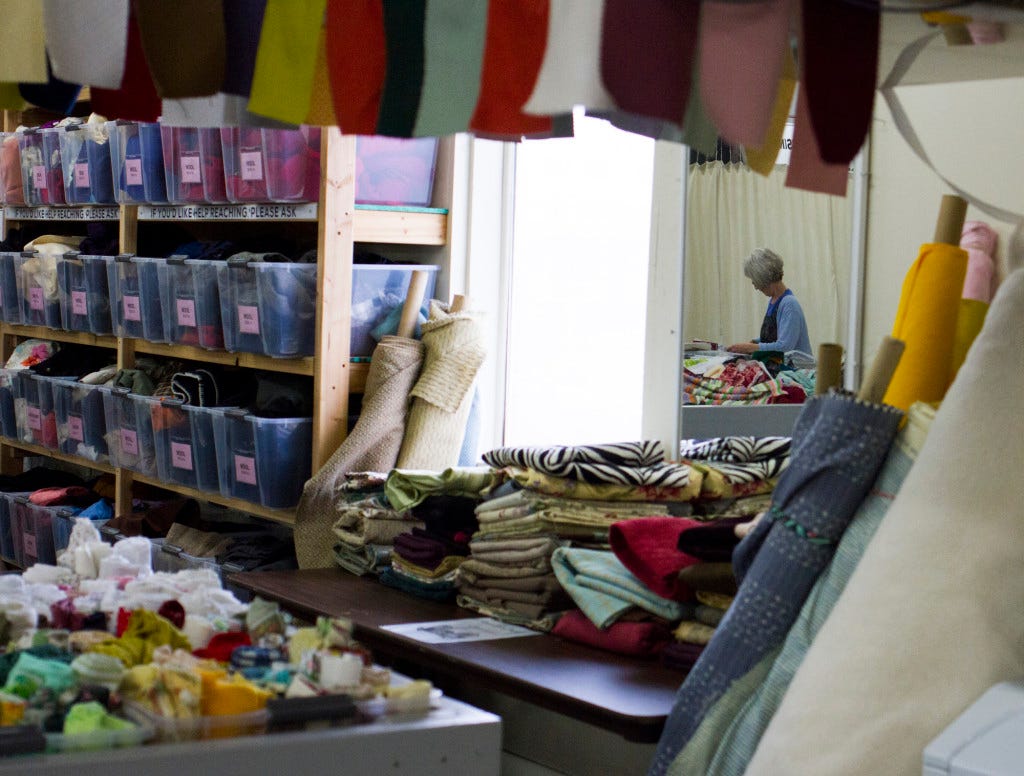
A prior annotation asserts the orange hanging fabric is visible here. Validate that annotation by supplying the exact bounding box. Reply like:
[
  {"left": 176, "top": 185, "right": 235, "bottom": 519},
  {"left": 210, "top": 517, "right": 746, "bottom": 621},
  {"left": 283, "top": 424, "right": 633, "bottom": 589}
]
[
  {"left": 325, "top": 0, "right": 386, "bottom": 135},
  {"left": 469, "top": 0, "right": 552, "bottom": 139}
]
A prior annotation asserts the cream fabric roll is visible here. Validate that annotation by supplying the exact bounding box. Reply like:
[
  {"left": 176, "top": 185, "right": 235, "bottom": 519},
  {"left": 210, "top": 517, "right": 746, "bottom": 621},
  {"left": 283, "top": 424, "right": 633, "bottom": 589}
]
[{"left": 746, "top": 267, "right": 1024, "bottom": 776}]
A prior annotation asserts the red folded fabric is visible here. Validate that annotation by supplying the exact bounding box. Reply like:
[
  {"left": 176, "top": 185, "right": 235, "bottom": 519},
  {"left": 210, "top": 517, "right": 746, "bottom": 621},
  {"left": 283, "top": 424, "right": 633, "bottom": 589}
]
[
  {"left": 552, "top": 609, "right": 671, "bottom": 658},
  {"left": 609, "top": 517, "right": 704, "bottom": 600},
  {"left": 192, "top": 631, "right": 251, "bottom": 662},
  {"left": 29, "top": 485, "right": 94, "bottom": 507},
  {"left": 157, "top": 600, "right": 186, "bottom": 630}
]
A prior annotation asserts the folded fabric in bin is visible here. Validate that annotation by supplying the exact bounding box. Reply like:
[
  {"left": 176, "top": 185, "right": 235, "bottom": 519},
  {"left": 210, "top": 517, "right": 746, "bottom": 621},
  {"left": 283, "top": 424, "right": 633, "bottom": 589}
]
[{"left": 29, "top": 486, "right": 95, "bottom": 507}]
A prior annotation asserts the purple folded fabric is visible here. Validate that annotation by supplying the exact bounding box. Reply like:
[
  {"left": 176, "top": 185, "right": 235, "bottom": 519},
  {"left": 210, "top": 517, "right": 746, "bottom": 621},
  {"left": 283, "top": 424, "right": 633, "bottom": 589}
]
[
  {"left": 662, "top": 640, "right": 705, "bottom": 673},
  {"left": 393, "top": 532, "right": 451, "bottom": 570}
]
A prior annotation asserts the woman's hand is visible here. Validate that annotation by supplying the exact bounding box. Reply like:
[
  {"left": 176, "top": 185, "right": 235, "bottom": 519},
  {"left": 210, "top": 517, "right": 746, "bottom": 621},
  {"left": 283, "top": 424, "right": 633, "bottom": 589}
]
[{"left": 726, "top": 342, "right": 758, "bottom": 354}]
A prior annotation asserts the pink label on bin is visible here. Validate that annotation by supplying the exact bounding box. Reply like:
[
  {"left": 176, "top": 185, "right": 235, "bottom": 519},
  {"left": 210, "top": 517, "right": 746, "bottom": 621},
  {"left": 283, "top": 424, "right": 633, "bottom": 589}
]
[
  {"left": 32, "top": 165, "right": 46, "bottom": 190},
  {"left": 180, "top": 154, "right": 201, "bottom": 183},
  {"left": 23, "top": 532, "right": 36, "bottom": 558},
  {"left": 125, "top": 158, "right": 143, "bottom": 186},
  {"left": 71, "top": 290, "right": 88, "bottom": 315},
  {"left": 171, "top": 441, "right": 194, "bottom": 471},
  {"left": 234, "top": 455, "right": 257, "bottom": 485},
  {"left": 29, "top": 286, "right": 44, "bottom": 311},
  {"left": 120, "top": 428, "right": 139, "bottom": 455},
  {"left": 237, "top": 305, "right": 260, "bottom": 334},
  {"left": 176, "top": 298, "right": 196, "bottom": 327},
  {"left": 123, "top": 295, "right": 141, "bottom": 321},
  {"left": 240, "top": 151, "right": 264, "bottom": 181},
  {"left": 74, "top": 162, "right": 90, "bottom": 187},
  {"left": 27, "top": 407, "right": 41, "bottom": 431},
  {"left": 68, "top": 415, "right": 84, "bottom": 442}
]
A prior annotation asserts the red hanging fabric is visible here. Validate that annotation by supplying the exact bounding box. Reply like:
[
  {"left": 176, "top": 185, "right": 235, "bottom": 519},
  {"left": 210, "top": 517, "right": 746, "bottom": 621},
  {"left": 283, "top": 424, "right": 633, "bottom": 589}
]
[
  {"left": 325, "top": 0, "right": 386, "bottom": 136},
  {"left": 91, "top": 10, "right": 161, "bottom": 121}
]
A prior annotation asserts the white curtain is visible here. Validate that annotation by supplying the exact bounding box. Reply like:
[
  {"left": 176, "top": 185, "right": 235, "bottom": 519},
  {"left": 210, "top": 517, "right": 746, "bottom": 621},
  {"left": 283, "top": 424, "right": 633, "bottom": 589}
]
[{"left": 684, "top": 161, "right": 852, "bottom": 355}]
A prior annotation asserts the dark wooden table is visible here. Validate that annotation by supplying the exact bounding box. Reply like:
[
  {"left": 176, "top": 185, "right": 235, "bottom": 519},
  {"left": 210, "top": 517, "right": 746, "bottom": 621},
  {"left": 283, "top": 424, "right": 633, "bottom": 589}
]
[{"left": 230, "top": 568, "right": 684, "bottom": 743}]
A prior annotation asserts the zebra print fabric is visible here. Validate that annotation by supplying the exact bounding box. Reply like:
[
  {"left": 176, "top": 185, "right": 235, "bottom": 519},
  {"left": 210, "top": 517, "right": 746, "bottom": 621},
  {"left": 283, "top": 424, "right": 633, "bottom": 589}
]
[
  {"left": 482, "top": 441, "right": 691, "bottom": 487},
  {"left": 679, "top": 436, "right": 791, "bottom": 464}
]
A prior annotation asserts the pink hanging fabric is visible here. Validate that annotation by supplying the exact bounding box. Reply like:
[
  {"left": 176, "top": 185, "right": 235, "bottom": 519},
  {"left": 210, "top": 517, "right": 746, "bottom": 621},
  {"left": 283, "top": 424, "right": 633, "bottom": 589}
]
[{"left": 784, "top": 81, "right": 848, "bottom": 197}]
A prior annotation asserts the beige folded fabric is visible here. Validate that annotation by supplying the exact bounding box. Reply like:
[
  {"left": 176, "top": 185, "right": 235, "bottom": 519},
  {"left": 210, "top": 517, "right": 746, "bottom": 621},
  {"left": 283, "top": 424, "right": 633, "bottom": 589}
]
[{"left": 747, "top": 268, "right": 1024, "bottom": 776}]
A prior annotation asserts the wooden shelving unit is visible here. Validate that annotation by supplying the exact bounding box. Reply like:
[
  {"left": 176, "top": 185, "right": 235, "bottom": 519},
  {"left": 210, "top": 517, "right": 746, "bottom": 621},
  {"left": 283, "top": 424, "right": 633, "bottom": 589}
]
[{"left": 0, "top": 118, "right": 454, "bottom": 526}]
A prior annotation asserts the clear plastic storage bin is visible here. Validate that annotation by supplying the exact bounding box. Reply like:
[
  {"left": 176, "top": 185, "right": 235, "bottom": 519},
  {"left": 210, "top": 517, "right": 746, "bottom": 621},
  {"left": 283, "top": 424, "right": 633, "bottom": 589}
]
[
  {"left": 213, "top": 410, "right": 312, "bottom": 508},
  {"left": 16, "top": 250, "right": 63, "bottom": 328},
  {"left": 58, "top": 252, "right": 114, "bottom": 334},
  {"left": 0, "top": 492, "right": 28, "bottom": 564},
  {"left": 126, "top": 701, "right": 268, "bottom": 743},
  {"left": 151, "top": 399, "right": 224, "bottom": 492},
  {"left": 0, "top": 131, "right": 24, "bottom": 205},
  {"left": 101, "top": 388, "right": 158, "bottom": 476},
  {"left": 161, "top": 126, "right": 228, "bottom": 204},
  {"left": 107, "top": 255, "right": 168, "bottom": 341},
  {"left": 12, "top": 496, "right": 61, "bottom": 566},
  {"left": 350, "top": 264, "right": 438, "bottom": 357},
  {"left": 14, "top": 372, "right": 62, "bottom": 449},
  {"left": 220, "top": 126, "right": 321, "bottom": 203},
  {"left": 59, "top": 123, "right": 116, "bottom": 205},
  {"left": 0, "top": 252, "right": 20, "bottom": 324},
  {"left": 18, "top": 127, "right": 65, "bottom": 206},
  {"left": 52, "top": 377, "right": 109, "bottom": 463},
  {"left": 355, "top": 136, "right": 438, "bottom": 206},
  {"left": 0, "top": 369, "right": 17, "bottom": 438},
  {"left": 157, "top": 257, "right": 225, "bottom": 349},
  {"left": 216, "top": 258, "right": 317, "bottom": 357},
  {"left": 108, "top": 120, "right": 167, "bottom": 204}
]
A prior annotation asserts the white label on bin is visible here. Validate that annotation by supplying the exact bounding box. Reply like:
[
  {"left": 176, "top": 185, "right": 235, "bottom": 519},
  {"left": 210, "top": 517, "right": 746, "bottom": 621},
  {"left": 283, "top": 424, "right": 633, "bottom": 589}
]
[
  {"left": 125, "top": 158, "right": 143, "bottom": 186},
  {"left": 23, "top": 532, "right": 36, "bottom": 558},
  {"left": 234, "top": 454, "right": 257, "bottom": 485},
  {"left": 176, "top": 298, "right": 196, "bottom": 327},
  {"left": 71, "top": 290, "right": 88, "bottom": 315},
  {"left": 237, "top": 305, "right": 260, "bottom": 334},
  {"left": 27, "top": 407, "right": 41, "bottom": 431},
  {"left": 32, "top": 165, "right": 46, "bottom": 190},
  {"left": 240, "top": 151, "right": 264, "bottom": 181},
  {"left": 123, "top": 295, "right": 141, "bottom": 321},
  {"left": 180, "top": 154, "right": 201, "bottom": 183},
  {"left": 29, "top": 286, "right": 44, "bottom": 311},
  {"left": 120, "top": 428, "right": 139, "bottom": 455},
  {"left": 68, "top": 415, "right": 84, "bottom": 442},
  {"left": 171, "top": 441, "right": 193, "bottom": 471},
  {"left": 74, "top": 162, "right": 90, "bottom": 188}
]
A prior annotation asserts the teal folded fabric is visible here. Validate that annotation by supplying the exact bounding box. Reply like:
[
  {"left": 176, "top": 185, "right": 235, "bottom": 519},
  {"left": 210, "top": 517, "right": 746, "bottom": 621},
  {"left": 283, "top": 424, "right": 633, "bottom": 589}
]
[
  {"left": 551, "top": 547, "right": 688, "bottom": 628},
  {"left": 670, "top": 404, "right": 932, "bottom": 776}
]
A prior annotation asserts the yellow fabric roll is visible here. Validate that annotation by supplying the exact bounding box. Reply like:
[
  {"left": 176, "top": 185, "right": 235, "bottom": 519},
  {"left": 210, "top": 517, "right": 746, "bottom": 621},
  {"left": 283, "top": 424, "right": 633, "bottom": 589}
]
[
  {"left": 247, "top": 0, "right": 327, "bottom": 124},
  {"left": 882, "top": 243, "right": 968, "bottom": 412},
  {"left": 949, "top": 297, "right": 988, "bottom": 381}
]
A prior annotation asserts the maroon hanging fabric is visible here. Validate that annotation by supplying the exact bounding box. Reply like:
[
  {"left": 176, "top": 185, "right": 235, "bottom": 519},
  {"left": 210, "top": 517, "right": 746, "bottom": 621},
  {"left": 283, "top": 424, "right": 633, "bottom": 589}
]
[
  {"left": 469, "top": 0, "right": 552, "bottom": 139},
  {"left": 801, "top": 0, "right": 881, "bottom": 164},
  {"left": 699, "top": 0, "right": 794, "bottom": 148},
  {"left": 91, "top": 10, "right": 161, "bottom": 121},
  {"left": 134, "top": 0, "right": 226, "bottom": 98},
  {"left": 785, "top": 79, "right": 848, "bottom": 197},
  {"left": 325, "top": 0, "right": 387, "bottom": 135},
  {"left": 600, "top": 0, "right": 700, "bottom": 125}
]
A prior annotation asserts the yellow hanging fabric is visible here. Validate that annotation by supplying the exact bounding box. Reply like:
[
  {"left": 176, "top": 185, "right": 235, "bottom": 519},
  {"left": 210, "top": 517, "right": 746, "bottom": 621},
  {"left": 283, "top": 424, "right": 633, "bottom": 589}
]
[
  {"left": 882, "top": 243, "right": 968, "bottom": 411},
  {"left": 248, "top": 0, "right": 327, "bottom": 125},
  {"left": 0, "top": 1, "right": 47, "bottom": 83},
  {"left": 305, "top": 27, "right": 337, "bottom": 127},
  {"left": 0, "top": 83, "right": 27, "bottom": 111}
]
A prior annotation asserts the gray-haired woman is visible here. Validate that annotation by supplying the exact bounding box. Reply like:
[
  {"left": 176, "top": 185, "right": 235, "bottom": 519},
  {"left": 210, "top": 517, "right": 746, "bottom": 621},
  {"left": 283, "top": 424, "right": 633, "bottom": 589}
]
[{"left": 726, "top": 248, "right": 812, "bottom": 355}]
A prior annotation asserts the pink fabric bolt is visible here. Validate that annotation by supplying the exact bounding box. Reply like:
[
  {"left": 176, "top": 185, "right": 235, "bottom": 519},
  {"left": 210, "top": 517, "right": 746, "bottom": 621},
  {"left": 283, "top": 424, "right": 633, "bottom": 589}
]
[
  {"left": 960, "top": 220, "right": 998, "bottom": 303},
  {"left": 698, "top": 0, "right": 794, "bottom": 148}
]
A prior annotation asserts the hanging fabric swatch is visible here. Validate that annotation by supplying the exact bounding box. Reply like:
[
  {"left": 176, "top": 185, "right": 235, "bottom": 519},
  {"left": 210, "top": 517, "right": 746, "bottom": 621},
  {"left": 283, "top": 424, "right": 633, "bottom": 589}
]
[
  {"left": 247, "top": 0, "right": 326, "bottom": 124},
  {"left": 0, "top": 83, "right": 25, "bottom": 110},
  {"left": 325, "top": 0, "right": 386, "bottom": 136},
  {"left": 699, "top": 0, "right": 793, "bottom": 148},
  {"left": 412, "top": 0, "right": 488, "bottom": 137},
  {"left": 91, "top": 10, "right": 161, "bottom": 122},
  {"left": 222, "top": 0, "right": 267, "bottom": 98},
  {"left": 305, "top": 29, "right": 338, "bottom": 127},
  {"left": 42, "top": 0, "right": 129, "bottom": 89},
  {"left": 882, "top": 243, "right": 968, "bottom": 412},
  {"left": 681, "top": 58, "right": 719, "bottom": 157},
  {"left": 0, "top": 1, "right": 47, "bottom": 83},
  {"left": 745, "top": 268, "right": 1024, "bottom": 776},
  {"left": 376, "top": 0, "right": 427, "bottom": 136},
  {"left": 801, "top": 0, "right": 881, "bottom": 164},
  {"left": 745, "top": 48, "right": 797, "bottom": 176},
  {"left": 19, "top": 57, "right": 81, "bottom": 115},
  {"left": 469, "top": 0, "right": 552, "bottom": 139},
  {"left": 784, "top": 82, "right": 848, "bottom": 197},
  {"left": 524, "top": 0, "right": 615, "bottom": 117},
  {"left": 135, "top": 0, "right": 226, "bottom": 98},
  {"left": 599, "top": 0, "right": 699, "bottom": 125}
]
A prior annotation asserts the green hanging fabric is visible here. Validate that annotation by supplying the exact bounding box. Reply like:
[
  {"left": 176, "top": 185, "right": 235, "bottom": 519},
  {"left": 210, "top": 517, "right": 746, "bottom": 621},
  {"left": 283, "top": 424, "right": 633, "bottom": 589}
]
[
  {"left": 0, "top": 83, "right": 26, "bottom": 110},
  {"left": 376, "top": 0, "right": 427, "bottom": 137},
  {"left": 682, "top": 61, "right": 719, "bottom": 158},
  {"left": 0, "top": 1, "right": 47, "bottom": 83},
  {"left": 248, "top": 0, "right": 327, "bottom": 125},
  {"left": 412, "top": 0, "right": 489, "bottom": 138}
]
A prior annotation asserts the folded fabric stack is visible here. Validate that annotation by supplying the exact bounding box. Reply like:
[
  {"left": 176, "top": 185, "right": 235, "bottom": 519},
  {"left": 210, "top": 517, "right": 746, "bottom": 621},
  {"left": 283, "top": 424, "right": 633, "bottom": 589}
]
[
  {"left": 381, "top": 494, "right": 480, "bottom": 602},
  {"left": 332, "top": 473, "right": 422, "bottom": 577},
  {"left": 680, "top": 435, "right": 790, "bottom": 502}
]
